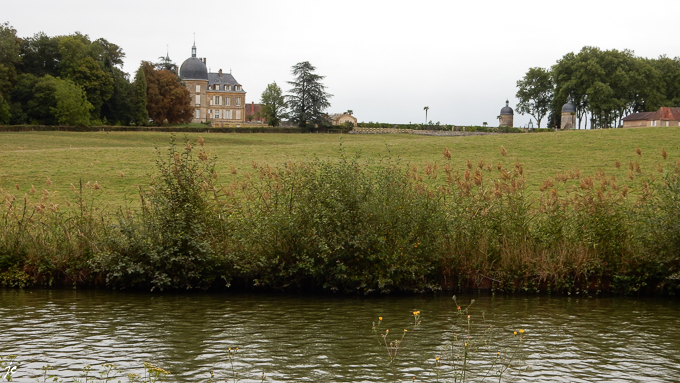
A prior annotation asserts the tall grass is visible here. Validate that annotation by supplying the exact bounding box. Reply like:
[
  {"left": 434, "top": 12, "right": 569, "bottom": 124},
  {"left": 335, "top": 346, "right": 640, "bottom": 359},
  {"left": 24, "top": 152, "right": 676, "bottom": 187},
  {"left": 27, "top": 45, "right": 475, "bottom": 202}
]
[{"left": 1, "top": 137, "right": 679, "bottom": 294}]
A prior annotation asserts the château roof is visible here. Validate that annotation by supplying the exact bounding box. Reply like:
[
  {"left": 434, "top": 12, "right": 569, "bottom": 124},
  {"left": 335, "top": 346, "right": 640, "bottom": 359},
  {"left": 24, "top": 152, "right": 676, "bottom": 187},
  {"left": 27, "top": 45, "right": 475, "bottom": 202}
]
[
  {"left": 208, "top": 72, "right": 244, "bottom": 92},
  {"left": 623, "top": 107, "right": 680, "bottom": 121}
]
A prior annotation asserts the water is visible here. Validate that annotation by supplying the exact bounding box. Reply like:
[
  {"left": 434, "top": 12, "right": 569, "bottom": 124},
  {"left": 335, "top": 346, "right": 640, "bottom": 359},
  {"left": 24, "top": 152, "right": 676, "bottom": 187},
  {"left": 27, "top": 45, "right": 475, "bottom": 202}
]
[{"left": 1, "top": 289, "right": 679, "bottom": 382}]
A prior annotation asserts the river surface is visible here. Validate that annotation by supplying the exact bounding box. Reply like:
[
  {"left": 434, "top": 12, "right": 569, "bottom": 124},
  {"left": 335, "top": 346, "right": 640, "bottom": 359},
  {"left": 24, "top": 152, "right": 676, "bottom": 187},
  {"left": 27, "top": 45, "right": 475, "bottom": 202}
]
[{"left": 1, "top": 289, "right": 679, "bottom": 382}]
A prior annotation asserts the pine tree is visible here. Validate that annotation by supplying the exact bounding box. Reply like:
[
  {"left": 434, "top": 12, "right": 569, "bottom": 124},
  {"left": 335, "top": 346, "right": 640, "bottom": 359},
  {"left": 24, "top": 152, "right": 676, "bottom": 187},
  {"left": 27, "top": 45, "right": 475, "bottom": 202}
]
[
  {"left": 287, "top": 61, "right": 331, "bottom": 129},
  {"left": 133, "top": 66, "right": 148, "bottom": 126}
]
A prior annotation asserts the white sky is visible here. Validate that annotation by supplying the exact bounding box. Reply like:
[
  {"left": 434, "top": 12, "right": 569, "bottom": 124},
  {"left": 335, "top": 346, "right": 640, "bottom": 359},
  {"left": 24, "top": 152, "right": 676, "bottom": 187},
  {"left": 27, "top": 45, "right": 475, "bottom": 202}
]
[{"left": 4, "top": 0, "right": 680, "bottom": 127}]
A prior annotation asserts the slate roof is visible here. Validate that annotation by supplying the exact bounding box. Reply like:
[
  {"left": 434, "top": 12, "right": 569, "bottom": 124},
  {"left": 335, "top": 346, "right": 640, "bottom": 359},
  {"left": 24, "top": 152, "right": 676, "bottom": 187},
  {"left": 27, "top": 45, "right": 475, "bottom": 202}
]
[
  {"left": 207, "top": 72, "right": 244, "bottom": 92},
  {"left": 500, "top": 100, "right": 513, "bottom": 115},
  {"left": 179, "top": 57, "right": 208, "bottom": 80},
  {"left": 622, "top": 107, "right": 680, "bottom": 121}
]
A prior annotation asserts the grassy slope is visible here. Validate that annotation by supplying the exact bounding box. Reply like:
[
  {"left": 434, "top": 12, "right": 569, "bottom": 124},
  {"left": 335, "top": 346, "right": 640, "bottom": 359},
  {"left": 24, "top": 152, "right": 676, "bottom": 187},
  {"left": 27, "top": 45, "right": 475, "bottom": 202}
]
[{"left": 0, "top": 128, "right": 679, "bottom": 208}]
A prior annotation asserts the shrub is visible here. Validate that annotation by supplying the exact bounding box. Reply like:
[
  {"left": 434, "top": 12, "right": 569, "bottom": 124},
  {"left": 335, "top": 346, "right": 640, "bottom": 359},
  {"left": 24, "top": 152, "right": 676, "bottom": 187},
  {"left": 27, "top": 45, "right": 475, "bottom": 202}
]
[
  {"left": 94, "top": 136, "right": 223, "bottom": 290},
  {"left": 229, "top": 154, "right": 445, "bottom": 293}
]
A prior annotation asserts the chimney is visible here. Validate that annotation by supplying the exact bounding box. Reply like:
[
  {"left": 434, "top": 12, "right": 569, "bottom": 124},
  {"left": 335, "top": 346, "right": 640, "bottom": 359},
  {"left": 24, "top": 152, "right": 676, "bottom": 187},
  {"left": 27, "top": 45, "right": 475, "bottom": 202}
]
[
  {"left": 218, "top": 69, "right": 222, "bottom": 78},
  {"left": 203, "top": 58, "right": 206, "bottom": 65}
]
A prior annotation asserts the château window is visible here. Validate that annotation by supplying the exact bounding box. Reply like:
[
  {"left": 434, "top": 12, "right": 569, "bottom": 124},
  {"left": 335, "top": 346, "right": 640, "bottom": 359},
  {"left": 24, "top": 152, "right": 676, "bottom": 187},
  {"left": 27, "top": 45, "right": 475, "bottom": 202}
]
[
  {"left": 215, "top": 110, "right": 220, "bottom": 119},
  {"left": 195, "top": 109, "right": 200, "bottom": 118},
  {"left": 196, "top": 85, "right": 200, "bottom": 92},
  {"left": 226, "top": 97, "right": 230, "bottom": 106},
  {"left": 236, "top": 97, "right": 241, "bottom": 106},
  {"left": 225, "top": 85, "right": 230, "bottom": 91},
  {"left": 195, "top": 95, "right": 200, "bottom": 106},
  {"left": 236, "top": 110, "right": 241, "bottom": 120},
  {"left": 226, "top": 110, "right": 232, "bottom": 119}
]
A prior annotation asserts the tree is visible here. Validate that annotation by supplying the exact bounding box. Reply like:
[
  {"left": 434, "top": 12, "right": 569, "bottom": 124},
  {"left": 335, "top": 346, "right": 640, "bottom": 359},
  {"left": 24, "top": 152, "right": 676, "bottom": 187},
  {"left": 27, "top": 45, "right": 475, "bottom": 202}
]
[
  {"left": 423, "top": 106, "right": 429, "bottom": 124},
  {"left": 287, "top": 61, "right": 331, "bottom": 129},
  {"left": 515, "top": 67, "right": 553, "bottom": 129},
  {"left": 18, "top": 32, "right": 61, "bottom": 78},
  {"left": 141, "top": 61, "right": 192, "bottom": 125},
  {"left": 155, "top": 52, "right": 177, "bottom": 72},
  {"left": 9, "top": 73, "right": 39, "bottom": 124},
  {"left": 29, "top": 75, "right": 59, "bottom": 124},
  {"left": 101, "top": 67, "right": 134, "bottom": 125},
  {"left": 133, "top": 66, "right": 149, "bottom": 125},
  {"left": 648, "top": 56, "right": 680, "bottom": 106},
  {"left": 51, "top": 77, "right": 92, "bottom": 125},
  {"left": 260, "top": 82, "right": 287, "bottom": 127},
  {"left": 0, "top": 94, "right": 10, "bottom": 124},
  {"left": 0, "top": 22, "right": 21, "bottom": 98},
  {"left": 57, "top": 34, "right": 114, "bottom": 120}
]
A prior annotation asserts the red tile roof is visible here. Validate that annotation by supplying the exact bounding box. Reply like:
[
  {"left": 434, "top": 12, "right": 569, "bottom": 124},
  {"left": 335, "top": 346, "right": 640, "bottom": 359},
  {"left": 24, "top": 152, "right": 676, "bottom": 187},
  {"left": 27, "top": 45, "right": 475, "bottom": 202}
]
[{"left": 623, "top": 107, "right": 680, "bottom": 121}]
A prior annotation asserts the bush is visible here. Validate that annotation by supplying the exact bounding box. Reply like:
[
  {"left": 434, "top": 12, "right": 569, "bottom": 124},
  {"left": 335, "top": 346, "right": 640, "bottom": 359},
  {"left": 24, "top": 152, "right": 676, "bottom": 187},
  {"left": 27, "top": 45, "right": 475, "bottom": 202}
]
[
  {"left": 94, "top": 136, "right": 223, "bottom": 290},
  {"left": 229, "top": 155, "right": 445, "bottom": 293}
]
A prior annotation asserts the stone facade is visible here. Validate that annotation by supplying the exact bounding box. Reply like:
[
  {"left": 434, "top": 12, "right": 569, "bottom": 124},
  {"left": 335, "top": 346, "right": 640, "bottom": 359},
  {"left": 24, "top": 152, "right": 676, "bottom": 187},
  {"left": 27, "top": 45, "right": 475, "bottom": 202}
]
[
  {"left": 330, "top": 113, "right": 357, "bottom": 126},
  {"left": 185, "top": 79, "right": 208, "bottom": 122}
]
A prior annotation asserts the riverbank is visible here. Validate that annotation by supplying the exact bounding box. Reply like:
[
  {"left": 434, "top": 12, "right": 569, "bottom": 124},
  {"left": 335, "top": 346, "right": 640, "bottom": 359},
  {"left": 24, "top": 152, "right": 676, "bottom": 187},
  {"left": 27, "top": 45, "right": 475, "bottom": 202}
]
[{"left": 1, "top": 135, "right": 679, "bottom": 294}]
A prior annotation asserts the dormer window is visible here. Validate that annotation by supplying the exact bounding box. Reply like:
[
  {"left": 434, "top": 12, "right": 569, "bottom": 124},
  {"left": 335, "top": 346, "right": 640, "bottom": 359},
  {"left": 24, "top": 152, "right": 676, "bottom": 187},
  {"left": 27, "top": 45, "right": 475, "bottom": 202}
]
[{"left": 225, "top": 85, "right": 230, "bottom": 91}]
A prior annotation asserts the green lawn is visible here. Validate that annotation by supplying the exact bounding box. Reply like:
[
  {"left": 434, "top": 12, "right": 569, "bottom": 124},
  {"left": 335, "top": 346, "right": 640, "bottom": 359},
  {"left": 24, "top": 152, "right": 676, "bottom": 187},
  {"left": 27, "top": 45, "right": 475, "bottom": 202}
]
[{"left": 1, "top": 128, "right": 678, "bottom": 208}]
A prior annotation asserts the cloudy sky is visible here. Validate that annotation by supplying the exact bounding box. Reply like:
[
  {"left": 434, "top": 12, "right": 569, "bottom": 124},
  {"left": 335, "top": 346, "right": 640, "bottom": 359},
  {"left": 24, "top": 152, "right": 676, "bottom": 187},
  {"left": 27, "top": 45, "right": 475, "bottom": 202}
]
[{"left": 5, "top": 0, "right": 680, "bottom": 126}]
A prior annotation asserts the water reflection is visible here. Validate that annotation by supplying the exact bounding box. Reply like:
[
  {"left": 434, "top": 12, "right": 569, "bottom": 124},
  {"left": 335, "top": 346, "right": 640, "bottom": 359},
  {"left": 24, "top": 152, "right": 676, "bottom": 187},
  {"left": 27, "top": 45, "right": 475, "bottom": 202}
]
[{"left": 1, "top": 290, "right": 679, "bottom": 382}]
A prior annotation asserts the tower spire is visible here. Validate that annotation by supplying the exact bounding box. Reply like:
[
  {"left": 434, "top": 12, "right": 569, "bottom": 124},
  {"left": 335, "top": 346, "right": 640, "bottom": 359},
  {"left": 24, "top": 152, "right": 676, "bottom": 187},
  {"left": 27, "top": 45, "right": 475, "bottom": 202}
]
[{"left": 192, "top": 34, "right": 196, "bottom": 58}]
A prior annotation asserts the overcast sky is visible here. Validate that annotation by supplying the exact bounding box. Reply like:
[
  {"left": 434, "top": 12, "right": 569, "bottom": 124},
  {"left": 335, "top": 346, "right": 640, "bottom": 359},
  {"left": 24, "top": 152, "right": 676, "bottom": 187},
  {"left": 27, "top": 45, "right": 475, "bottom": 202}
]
[{"left": 5, "top": 0, "right": 680, "bottom": 127}]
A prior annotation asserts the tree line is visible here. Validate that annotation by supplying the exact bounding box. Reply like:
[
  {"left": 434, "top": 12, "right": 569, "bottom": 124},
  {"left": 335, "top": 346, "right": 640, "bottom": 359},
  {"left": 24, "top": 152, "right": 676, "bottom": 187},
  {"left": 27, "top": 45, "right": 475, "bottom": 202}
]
[
  {"left": 515, "top": 46, "right": 680, "bottom": 129},
  {"left": 0, "top": 22, "right": 192, "bottom": 126}
]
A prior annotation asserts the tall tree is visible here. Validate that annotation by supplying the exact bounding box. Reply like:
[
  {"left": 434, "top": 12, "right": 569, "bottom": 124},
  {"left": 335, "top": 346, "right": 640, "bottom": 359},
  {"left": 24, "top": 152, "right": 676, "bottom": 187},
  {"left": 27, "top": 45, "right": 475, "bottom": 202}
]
[
  {"left": 9, "top": 73, "right": 39, "bottom": 124},
  {"left": 28, "top": 75, "right": 59, "bottom": 124},
  {"left": 58, "top": 35, "right": 113, "bottom": 120},
  {"left": 287, "top": 61, "right": 331, "bottom": 129},
  {"left": 0, "top": 22, "right": 21, "bottom": 99},
  {"left": 133, "top": 66, "right": 149, "bottom": 126},
  {"left": 423, "top": 106, "right": 429, "bottom": 124},
  {"left": 0, "top": 94, "right": 10, "bottom": 124},
  {"left": 650, "top": 55, "right": 680, "bottom": 107},
  {"left": 51, "top": 77, "right": 92, "bottom": 125},
  {"left": 19, "top": 32, "right": 61, "bottom": 77},
  {"left": 141, "top": 61, "right": 192, "bottom": 125},
  {"left": 515, "top": 67, "right": 553, "bottom": 129},
  {"left": 259, "top": 82, "right": 287, "bottom": 127}
]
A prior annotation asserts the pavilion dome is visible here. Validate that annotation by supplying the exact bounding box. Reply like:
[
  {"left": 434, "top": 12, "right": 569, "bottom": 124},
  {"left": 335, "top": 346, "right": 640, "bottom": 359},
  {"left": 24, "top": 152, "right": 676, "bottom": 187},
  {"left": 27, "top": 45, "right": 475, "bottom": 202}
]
[
  {"left": 500, "top": 100, "right": 513, "bottom": 115},
  {"left": 562, "top": 100, "right": 576, "bottom": 113},
  {"left": 179, "top": 44, "right": 208, "bottom": 81}
]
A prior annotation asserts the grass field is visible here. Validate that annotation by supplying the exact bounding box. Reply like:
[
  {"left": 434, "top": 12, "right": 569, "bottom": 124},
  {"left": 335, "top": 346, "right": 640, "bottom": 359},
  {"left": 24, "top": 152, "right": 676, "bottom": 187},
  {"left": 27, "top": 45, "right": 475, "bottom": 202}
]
[{"left": 1, "top": 127, "right": 679, "bottom": 208}]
